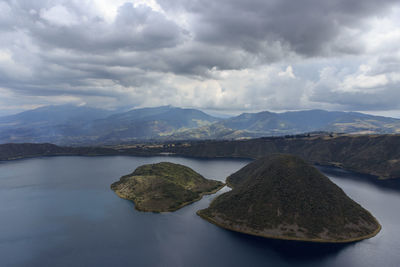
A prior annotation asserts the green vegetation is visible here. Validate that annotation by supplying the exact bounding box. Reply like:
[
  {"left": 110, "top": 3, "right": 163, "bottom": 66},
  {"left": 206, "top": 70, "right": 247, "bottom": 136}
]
[
  {"left": 198, "top": 154, "right": 381, "bottom": 243},
  {"left": 111, "top": 162, "right": 224, "bottom": 212}
]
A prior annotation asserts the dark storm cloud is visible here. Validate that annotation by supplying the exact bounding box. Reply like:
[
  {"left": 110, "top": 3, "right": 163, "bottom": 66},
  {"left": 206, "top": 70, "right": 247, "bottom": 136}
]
[
  {"left": 158, "top": 0, "right": 398, "bottom": 56},
  {"left": 0, "top": 1, "right": 186, "bottom": 98},
  {"left": 1, "top": 0, "right": 396, "bottom": 80},
  {"left": 21, "top": 2, "right": 184, "bottom": 53}
]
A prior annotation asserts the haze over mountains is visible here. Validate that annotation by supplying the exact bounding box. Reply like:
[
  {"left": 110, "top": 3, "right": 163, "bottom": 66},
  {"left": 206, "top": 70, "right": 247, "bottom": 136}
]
[{"left": 1, "top": 105, "right": 400, "bottom": 145}]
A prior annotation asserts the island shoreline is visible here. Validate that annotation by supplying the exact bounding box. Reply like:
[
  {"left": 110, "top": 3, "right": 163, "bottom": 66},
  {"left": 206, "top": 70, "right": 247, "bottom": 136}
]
[
  {"left": 197, "top": 191, "right": 382, "bottom": 244},
  {"left": 114, "top": 183, "right": 226, "bottom": 213}
]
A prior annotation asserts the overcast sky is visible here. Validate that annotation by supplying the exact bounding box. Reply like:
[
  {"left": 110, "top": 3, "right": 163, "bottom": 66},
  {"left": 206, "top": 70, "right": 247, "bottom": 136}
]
[{"left": 1, "top": 0, "right": 400, "bottom": 116}]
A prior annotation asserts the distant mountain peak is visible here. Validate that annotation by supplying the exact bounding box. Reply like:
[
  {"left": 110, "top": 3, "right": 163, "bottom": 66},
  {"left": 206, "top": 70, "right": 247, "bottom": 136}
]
[{"left": 1, "top": 106, "right": 399, "bottom": 145}]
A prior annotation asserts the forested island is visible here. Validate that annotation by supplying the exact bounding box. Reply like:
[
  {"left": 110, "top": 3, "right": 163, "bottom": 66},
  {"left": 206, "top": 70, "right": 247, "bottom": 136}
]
[{"left": 198, "top": 154, "right": 381, "bottom": 243}]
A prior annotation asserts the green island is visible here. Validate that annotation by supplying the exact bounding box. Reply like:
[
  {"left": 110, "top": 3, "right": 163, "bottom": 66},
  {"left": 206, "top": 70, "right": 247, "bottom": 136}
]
[
  {"left": 111, "top": 162, "right": 224, "bottom": 212},
  {"left": 197, "top": 154, "right": 381, "bottom": 243}
]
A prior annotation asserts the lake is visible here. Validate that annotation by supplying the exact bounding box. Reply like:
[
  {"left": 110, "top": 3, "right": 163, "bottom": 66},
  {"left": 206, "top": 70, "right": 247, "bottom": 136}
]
[{"left": 0, "top": 156, "right": 399, "bottom": 267}]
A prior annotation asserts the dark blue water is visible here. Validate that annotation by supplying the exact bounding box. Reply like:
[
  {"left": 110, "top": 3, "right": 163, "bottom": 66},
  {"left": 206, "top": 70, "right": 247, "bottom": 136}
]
[{"left": 0, "top": 156, "right": 399, "bottom": 267}]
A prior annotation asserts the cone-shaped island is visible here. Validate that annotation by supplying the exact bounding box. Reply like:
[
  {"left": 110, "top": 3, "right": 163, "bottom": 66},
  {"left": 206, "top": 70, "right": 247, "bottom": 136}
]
[
  {"left": 111, "top": 162, "right": 224, "bottom": 212},
  {"left": 197, "top": 154, "right": 381, "bottom": 243}
]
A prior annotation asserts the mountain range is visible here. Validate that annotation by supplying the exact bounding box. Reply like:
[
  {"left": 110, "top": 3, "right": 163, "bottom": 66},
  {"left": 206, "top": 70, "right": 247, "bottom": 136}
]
[{"left": 0, "top": 105, "right": 400, "bottom": 145}]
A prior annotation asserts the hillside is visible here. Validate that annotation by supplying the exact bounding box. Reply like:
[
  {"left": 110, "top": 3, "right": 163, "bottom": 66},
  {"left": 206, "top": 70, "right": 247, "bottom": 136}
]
[
  {"left": 198, "top": 154, "right": 381, "bottom": 242},
  {"left": 111, "top": 162, "right": 224, "bottom": 212},
  {"left": 88, "top": 106, "right": 219, "bottom": 143},
  {"left": 169, "top": 123, "right": 259, "bottom": 140},
  {"left": 160, "top": 134, "right": 400, "bottom": 179},
  {"left": 175, "top": 110, "right": 400, "bottom": 139},
  {"left": 0, "top": 105, "right": 219, "bottom": 145},
  {"left": 1, "top": 134, "right": 400, "bottom": 180},
  {"left": 0, "top": 105, "right": 114, "bottom": 144},
  {"left": 0, "top": 143, "right": 118, "bottom": 160}
]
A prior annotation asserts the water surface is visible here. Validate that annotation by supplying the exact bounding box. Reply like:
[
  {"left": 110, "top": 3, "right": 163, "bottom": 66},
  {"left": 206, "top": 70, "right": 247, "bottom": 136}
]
[{"left": 0, "top": 156, "right": 399, "bottom": 267}]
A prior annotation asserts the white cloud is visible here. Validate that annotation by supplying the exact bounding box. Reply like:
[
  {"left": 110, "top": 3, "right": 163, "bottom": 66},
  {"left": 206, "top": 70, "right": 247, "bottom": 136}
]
[
  {"left": 90, "top": 0, "right": 164, "bottom": 22},
  {"left": 0, "top": 49, "right": 32, "bottom": 79},
  {"left": 310, "top": 57, "right": 400, "bottom": 110},
  {"left": 0, "top": 1, "right": 12, "bottom": 25},
  {"left": 342, "top": 73, "right": 388, "bottom": 92},
  {"left": 122, "top": 65, "right": 310, "bottom": 112},
  {"left": 336, "top": 64, "right": 390, "bottom": 93},
  {"left": 363, "top": 6, "right": 400, "bottom": 54},
  {"left": 40, "top": 5, "right": 79, "bottom": 26},
  {"left": 278, "top": 66, "right": 295, "bottom": 79}
]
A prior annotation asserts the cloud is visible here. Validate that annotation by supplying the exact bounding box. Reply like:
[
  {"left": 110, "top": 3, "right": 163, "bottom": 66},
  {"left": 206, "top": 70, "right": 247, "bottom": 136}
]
[
  {"left": 158, "top": 0, "right": 399, "bottom": 57},
  {"left": 32, "top": 3, "right": 185, "bottom": 53},
  {"left": 40, "top": 5, "right": 80, "bottom": 26},
  {"left": 310, "top": 60, "right": 400, "bottom": 110},
  {"left": 0, "top": 0, "right": 400, "bottom": 116}
]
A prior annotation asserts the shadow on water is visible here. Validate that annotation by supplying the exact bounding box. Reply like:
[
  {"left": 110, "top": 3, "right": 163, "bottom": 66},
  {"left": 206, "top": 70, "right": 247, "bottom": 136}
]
[
  {"left": 225, "top": 229, "right": 353, "bottom": 263},
  {"left": 316, "top": 165, "right": 400, "bottom": 193}
]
